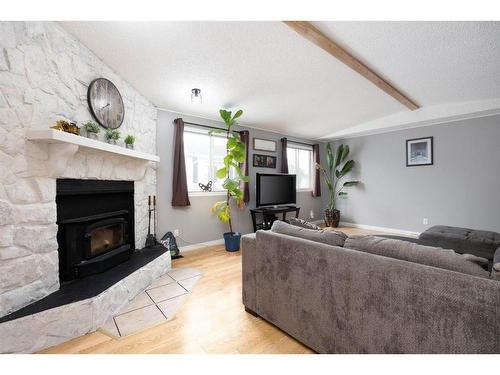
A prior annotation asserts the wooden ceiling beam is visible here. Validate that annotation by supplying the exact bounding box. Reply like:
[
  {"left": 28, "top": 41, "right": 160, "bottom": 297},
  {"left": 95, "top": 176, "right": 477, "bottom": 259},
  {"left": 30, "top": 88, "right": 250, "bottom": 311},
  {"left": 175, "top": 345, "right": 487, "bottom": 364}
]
[{"left": 283, "top": 21, "right": 420, "bottom": 111}]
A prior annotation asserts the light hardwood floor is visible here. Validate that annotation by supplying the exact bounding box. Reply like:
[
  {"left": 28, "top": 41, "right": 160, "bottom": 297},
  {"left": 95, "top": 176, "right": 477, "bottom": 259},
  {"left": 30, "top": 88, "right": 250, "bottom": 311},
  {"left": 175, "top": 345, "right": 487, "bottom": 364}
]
[{"left": 41, "top": 226, "right": 384, "bottom": 354}]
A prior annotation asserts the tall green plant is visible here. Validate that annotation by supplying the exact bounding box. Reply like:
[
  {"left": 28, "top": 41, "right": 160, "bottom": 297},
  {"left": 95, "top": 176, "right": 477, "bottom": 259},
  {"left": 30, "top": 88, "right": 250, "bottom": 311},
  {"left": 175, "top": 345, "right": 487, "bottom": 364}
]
[
  {"left": 210, "top": 109, "right": 249, "bottom": 233},
  {"left": 316, "top": 143, "right": 359, "bottom": 210}
]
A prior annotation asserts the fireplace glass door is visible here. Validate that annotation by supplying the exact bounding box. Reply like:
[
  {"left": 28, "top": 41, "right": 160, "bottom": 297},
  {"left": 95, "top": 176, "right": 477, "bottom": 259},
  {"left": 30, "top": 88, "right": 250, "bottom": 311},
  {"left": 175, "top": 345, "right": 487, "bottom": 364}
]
[{"left": 85, "top": 218, "right": 127, "bottom": 258}]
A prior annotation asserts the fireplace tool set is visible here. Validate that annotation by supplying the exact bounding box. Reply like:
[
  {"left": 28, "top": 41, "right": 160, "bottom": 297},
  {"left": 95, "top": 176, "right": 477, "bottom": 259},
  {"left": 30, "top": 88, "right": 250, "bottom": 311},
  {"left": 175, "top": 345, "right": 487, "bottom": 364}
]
[
  {"left": 145, "top": 195, "right": 182, "bottom": 258},
  {"left": 145, "top": 195, "right": 157, "bottom": 247}
]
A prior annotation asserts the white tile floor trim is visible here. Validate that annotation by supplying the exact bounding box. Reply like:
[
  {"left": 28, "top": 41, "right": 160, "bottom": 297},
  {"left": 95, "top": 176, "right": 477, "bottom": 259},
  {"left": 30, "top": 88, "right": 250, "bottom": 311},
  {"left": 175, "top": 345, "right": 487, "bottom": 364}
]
[
  {"left": 0, "top": 251, "right": 172, "bottom": 353},
  {"left": 100, "top": 267, "right": 202, "bottom": 338}
]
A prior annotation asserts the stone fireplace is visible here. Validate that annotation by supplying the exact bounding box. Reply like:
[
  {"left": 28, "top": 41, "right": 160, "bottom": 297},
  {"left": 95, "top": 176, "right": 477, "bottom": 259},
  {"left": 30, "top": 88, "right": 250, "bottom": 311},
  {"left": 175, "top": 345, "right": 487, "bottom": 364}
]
[
  {"left": 56, "top": 179, "right": 135, "bottom": 282},
  {"left": 0, "top": 21, "right": 162, "bottom": 321},
  {"left": 0, "top": 21, "right": 171, "bottom": 353}
]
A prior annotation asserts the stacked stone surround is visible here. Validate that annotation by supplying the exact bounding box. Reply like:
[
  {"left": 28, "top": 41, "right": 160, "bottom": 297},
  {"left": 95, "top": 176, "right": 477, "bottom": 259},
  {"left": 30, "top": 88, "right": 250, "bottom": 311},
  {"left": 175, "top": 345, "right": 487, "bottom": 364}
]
[{"left": 0, "top": 22, "right": 159, "bottom": 318}]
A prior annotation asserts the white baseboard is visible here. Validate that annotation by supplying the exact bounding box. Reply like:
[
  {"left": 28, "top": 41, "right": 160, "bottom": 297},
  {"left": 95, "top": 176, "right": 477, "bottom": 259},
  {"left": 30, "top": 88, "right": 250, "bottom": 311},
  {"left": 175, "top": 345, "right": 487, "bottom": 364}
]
[
  {"left": 179, "top": 238, "right": 225, "bottom": 252},
  {"left": 313, "top": 218, "right": 419, "bottom": 238},
  {"left": 339, "top": 221, "right": 420, "bottom": 238}
]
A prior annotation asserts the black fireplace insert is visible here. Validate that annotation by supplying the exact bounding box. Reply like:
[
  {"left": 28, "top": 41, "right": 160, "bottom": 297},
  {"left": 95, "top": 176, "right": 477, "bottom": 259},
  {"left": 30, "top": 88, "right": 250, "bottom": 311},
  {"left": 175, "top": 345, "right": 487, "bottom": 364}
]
[{"left": 56, "top": 179, "right": 135, "bottom": 282}]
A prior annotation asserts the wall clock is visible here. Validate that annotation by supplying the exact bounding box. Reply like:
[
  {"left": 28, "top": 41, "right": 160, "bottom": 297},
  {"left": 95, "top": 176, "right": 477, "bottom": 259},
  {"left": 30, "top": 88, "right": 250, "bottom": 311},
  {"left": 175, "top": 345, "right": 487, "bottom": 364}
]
[{"left": 87, "top": 78, "right": 125, "bottom": 129}]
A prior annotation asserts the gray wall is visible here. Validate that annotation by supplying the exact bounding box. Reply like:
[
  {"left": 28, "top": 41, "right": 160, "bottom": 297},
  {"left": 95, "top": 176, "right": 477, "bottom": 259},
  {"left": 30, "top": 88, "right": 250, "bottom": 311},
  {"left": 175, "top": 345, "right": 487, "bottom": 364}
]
[
  {"left": 156, "top": 110, "right": 326, "bottom": 246},
  {"left": 333, "top": 114, "right": 500, "bottom": 233}
]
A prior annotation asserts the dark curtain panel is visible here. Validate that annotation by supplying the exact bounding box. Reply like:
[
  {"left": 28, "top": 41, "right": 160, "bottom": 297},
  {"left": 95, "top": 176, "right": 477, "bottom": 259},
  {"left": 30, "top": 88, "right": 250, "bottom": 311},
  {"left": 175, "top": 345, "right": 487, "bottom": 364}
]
[
  {"left": 239, "top": 130, "right": 250, "bottom": 203},
  {"left": 312, "top": 144, "right": 322, "bottom": 197},
  {"left": 171, "top": 118, "right": 191, "bottom": 207},
  {"left": 280, "top": 137, "right": 289, "bottom": 173}
]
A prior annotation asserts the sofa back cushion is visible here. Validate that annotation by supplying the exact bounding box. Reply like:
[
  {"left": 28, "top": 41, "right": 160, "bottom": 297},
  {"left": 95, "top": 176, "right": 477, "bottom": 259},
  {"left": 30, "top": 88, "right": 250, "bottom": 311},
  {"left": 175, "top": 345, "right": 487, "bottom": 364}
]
[
  {"left": 286, "top": 217, "right": 321, "bottom": 230},
  {"left": 270, "top": 220, "right": 347, "bottom": 247},
  {"left": 344, "top": 235, "right": 490, "bottom": 278}
]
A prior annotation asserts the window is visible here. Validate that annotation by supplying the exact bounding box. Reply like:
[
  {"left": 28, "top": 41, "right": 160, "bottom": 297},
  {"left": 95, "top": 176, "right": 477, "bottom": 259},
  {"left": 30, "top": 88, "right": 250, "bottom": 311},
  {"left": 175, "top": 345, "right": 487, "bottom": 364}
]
[
  {"left": 184, "top": 126, "right": 230, "bottom": 193},
  {"left": 287, "top": 143, "right": 313, "bottom": 190}
]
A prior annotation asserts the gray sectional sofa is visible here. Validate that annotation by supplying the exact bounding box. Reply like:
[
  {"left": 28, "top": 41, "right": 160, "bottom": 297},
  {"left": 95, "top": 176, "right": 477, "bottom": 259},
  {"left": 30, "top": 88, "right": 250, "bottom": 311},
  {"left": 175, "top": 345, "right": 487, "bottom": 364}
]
[{"left": 241, "top": 221, "right": 500, "bottom": 353}]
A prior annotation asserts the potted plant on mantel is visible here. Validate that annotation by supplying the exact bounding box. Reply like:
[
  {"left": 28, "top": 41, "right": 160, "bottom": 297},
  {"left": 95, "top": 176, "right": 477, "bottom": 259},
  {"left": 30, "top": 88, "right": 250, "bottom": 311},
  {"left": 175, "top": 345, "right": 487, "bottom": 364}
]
[
  {"left": 211, "top": 109, "right": 249, "bottom": 252},
  {"left": 105, "top": 129, "right": 121, "bottom": 145},
  {"left": 82, "top": 121, "right": 100, "bottom": 140},
  {"left": 316, "top": 143, "right": 360, "bottom": 227},
  {"left": 124, "top": 134, "right": 136, "bottom": 149}
]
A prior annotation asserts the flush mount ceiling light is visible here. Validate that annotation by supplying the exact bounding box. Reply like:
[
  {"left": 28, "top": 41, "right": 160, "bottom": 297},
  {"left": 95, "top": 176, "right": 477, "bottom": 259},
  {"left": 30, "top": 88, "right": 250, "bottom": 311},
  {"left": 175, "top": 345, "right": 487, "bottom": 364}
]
[{"left": 191, "top": 88, "right": 202, "bottom": 104}]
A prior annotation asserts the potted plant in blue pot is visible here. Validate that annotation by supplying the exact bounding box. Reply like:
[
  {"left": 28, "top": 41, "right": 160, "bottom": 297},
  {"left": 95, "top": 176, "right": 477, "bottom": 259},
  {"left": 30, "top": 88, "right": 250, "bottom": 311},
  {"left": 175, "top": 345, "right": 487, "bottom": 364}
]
[{"left": 211, "top": 109, "right": 248, "bottom": 251}]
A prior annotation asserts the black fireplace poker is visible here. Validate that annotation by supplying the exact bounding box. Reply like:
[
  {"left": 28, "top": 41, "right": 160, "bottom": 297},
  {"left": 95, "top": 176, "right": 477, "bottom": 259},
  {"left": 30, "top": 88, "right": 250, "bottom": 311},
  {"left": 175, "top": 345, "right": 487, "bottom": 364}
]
[{"left": 145, "top": 195, "right": 157, "bottom": 247}]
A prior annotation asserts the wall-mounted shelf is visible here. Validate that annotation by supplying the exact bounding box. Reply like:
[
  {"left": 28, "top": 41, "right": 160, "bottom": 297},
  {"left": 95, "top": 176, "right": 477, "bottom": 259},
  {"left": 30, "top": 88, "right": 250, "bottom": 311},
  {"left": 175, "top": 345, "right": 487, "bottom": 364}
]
[{"left": 27, "top": 129, "right": 160, "bottom": 162}]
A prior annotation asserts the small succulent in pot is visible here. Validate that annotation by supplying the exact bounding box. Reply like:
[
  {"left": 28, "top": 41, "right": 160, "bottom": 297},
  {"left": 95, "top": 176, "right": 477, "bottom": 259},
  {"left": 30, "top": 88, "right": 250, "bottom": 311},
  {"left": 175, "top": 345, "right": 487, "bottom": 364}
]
[
  {"left": 105, "top": 129, "right": 121, "bottom": 145},
  {"left": 124, "top": 134, "right": 136, "bottom": 149},
  {"left": 82, "top": 121, "right": 100, "bottom": 140}
]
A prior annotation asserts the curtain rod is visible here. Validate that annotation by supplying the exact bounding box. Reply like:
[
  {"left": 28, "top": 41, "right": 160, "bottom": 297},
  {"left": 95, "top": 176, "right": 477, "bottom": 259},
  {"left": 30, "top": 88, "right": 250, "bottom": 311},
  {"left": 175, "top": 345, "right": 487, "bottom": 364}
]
[
  {"left": 183, "top": 121, "right": 241, "bottom": 134},
  {"left": 183, "top": 120, "right": 315, "bottom": 146},
  {"left": 283, "top": 138, "right": 315, "bottom": 147}
]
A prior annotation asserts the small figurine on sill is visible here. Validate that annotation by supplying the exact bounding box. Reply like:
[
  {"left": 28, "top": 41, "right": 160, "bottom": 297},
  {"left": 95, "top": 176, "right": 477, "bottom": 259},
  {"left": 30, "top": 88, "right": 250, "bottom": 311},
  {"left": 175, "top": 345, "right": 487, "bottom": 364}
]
[{"left": 198, "top": 180, "right": 212, "bottom": 192}]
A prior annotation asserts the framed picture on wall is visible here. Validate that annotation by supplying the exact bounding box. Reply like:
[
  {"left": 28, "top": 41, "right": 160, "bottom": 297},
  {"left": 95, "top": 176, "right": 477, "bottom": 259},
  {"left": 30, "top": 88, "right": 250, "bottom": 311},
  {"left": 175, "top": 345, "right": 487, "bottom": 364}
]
[
  {"left": 406, "top": 136, "right": 433, "bottom": 166},
  {"left": 253, "top": 138, "right": 277, "bottom": 152},
  {"left": 253, "top": 154, "right": 277, "bottom": 168}
]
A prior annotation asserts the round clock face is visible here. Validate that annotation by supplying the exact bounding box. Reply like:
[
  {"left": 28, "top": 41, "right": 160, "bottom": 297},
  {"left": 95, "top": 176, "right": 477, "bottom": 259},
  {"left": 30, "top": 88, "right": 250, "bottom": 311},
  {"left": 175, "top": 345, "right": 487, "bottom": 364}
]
[{"left": 87, "top": 78, "right": 125, "bottom": 129}]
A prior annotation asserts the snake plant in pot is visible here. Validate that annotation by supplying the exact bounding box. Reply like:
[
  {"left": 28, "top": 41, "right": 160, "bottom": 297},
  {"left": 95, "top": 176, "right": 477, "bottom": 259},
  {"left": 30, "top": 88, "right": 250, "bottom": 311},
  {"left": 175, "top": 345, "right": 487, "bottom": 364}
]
[
  {"left": 210, "top": 109, "right": 249, "bottom": 251},
  {"left": 316, "top": 143, "right": 360, "bottom": 227}
]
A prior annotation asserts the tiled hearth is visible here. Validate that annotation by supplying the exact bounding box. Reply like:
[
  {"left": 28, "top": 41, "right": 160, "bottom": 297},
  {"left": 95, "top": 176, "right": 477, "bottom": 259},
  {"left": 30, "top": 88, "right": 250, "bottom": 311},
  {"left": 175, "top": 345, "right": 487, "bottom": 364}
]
[{"left": 101, "top": 267, "right": 201, "bottom": 337}]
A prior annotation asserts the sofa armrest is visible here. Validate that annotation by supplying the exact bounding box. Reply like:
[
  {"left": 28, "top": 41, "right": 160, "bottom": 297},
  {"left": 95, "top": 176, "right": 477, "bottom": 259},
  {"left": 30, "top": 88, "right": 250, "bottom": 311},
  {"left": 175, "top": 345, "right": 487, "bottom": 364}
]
[
  {"left": 241, "top": 233, "right": 257, "bottom": 311},
  {"left": 491, "top": 247, "right": 500, "bottom": 280}
]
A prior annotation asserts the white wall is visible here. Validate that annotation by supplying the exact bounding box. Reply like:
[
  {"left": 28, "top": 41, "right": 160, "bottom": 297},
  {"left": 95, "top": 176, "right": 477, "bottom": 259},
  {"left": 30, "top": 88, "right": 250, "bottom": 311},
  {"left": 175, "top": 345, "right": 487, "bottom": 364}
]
[
  {"left": 156, "top": 110, "right": 326, "bottom": 246},
  {"left": 0, "top": 22, "right": 158, "bottom": 317}
]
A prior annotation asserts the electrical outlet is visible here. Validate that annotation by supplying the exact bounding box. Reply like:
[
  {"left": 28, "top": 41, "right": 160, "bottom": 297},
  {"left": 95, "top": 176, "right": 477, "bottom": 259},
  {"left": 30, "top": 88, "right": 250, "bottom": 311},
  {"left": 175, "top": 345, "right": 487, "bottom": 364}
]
[
  {"left": 173, "top": 229, "right": 180, "bottom": 237},
  {"left": 423, "top": 218, "right": 429, "bottom": 225},
  {"left": 309, "top": 210, "right": 315, "bottom": 219}
]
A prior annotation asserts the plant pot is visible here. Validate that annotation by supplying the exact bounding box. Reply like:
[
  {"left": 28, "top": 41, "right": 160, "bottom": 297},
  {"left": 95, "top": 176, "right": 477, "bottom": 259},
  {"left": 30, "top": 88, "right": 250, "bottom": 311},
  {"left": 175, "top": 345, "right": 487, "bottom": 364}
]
[
  {"left": 125, "top": 143, "right": 134, "bottom": 149},
  {"left": 324, "top": 208, "right": 340, "bottom": 228},
  {"left": 223, "top": 232, "right": 241, "bottom": 252},
  {"left": 87, "top": 132, "right": 98, "bottom": 140},
  {"left": 107, "top": 139, "right": 118, "bottom": 145}
]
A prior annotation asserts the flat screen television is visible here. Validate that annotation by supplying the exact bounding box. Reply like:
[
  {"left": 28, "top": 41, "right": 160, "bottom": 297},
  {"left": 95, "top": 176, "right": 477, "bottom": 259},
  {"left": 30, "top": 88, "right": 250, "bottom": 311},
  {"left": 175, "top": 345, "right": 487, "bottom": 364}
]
[{"left": 256, "top": 173, "right": 296, "bottom": 207}]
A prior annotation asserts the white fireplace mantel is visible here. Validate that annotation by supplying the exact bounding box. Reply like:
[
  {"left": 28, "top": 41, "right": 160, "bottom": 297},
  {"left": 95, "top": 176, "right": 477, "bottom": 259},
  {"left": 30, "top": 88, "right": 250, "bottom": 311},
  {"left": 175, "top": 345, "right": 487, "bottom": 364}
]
[{"left": 27, "top": 129, "right": 160, "bottom": 162}]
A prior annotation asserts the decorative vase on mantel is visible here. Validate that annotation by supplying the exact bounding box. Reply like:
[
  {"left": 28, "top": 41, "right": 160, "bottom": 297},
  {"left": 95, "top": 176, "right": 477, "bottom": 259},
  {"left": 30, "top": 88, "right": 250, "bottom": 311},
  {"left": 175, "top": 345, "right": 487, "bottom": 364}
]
[
  {"left": 125, "top": 143, "right": 134, "bottom": 149},
  {"left": 107, "top": 139, "right": 118, "bottom": 145},
  {"left": 324, "top": 208, "right": 340, "bottom": 228}
]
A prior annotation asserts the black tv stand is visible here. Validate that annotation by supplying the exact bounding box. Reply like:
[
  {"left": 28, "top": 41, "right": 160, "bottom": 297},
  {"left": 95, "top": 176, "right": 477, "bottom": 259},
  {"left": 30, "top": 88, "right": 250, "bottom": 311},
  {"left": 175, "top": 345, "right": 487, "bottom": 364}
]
[{"left": 250, "top": 205, "right": 300, "bottom": 232}]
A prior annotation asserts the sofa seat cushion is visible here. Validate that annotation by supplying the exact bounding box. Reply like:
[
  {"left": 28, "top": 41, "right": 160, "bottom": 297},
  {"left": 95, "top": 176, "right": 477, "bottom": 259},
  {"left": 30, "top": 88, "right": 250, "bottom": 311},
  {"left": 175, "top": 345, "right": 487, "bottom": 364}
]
[
  {"left": 270, "top": 220, "right": 347, "bottom": 247},
  {"left": 419, "top": 225, "right": 500, "bottom": 260},
  {"left": 344, "top": 235, "right": 490, "bottom": 278}
]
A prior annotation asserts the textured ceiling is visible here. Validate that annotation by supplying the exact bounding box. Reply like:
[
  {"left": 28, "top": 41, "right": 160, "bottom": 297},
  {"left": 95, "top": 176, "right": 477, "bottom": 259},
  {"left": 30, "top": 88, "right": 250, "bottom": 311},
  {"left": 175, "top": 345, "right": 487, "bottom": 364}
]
[
  {"left": 60, "top": 21, "right": 500, "bottom": 139},
  {"left": 315, "top": 21, "right": 500, "bottom": 107}
]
